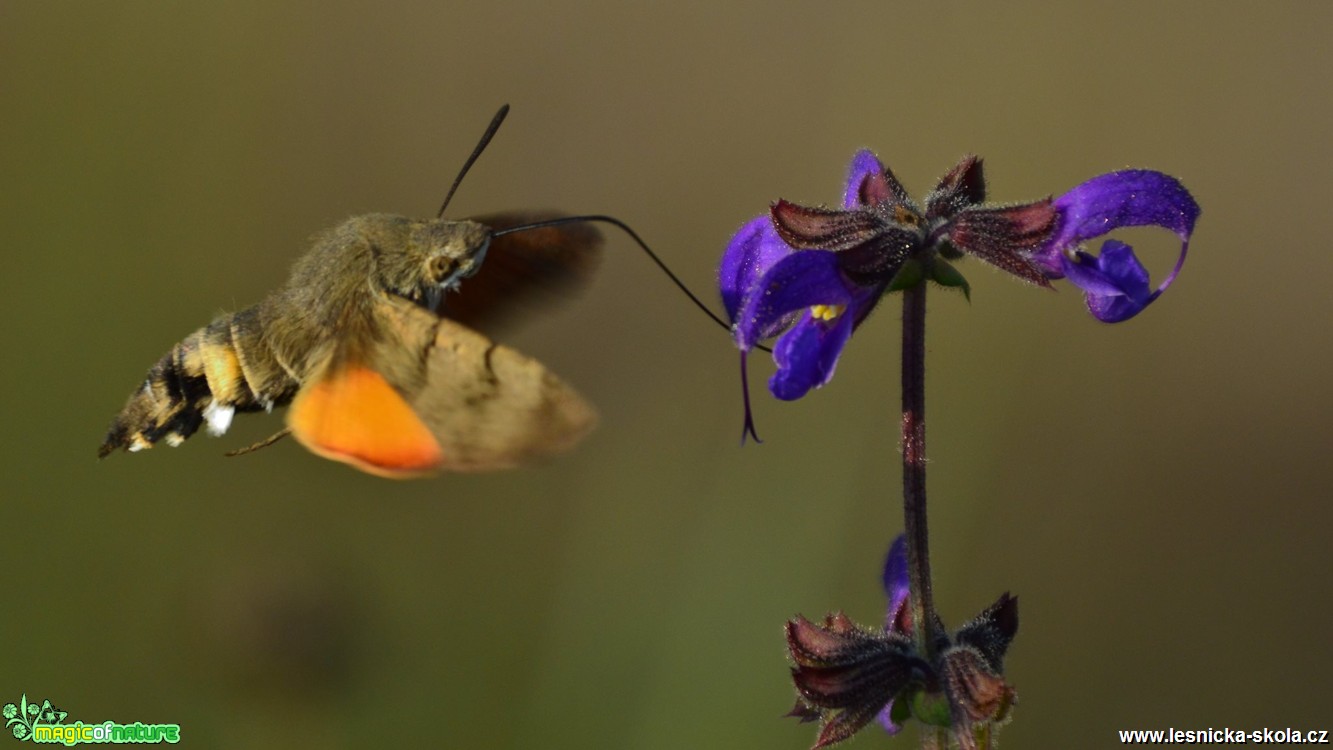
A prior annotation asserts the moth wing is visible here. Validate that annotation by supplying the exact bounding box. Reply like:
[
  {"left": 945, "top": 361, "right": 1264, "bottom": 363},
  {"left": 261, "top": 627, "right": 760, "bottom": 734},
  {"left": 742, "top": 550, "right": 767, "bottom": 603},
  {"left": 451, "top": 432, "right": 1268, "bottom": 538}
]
[
  {"left": 437, "top": 211, "right": 602, "bottom": 336},
  {"left": 407, "top": 310, "right": 597, "bottom": 472},
  {"left": 288, "top": 297, "right": 595, "bottom": 477},
  {"left": 286, "top": 352, "right": 446, "bottom": 479}
]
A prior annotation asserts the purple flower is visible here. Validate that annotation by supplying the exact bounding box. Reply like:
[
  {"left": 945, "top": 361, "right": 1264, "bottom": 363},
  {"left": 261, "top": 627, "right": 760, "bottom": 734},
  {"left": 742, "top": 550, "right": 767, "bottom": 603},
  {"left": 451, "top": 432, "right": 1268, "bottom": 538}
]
[
  {"left": 785, "top": 610, "right": 920, "bottom": 749},
  {"left": 719, "top": 152, "right": 1200, "bottom": 433},
  {"left": 877, "top": 534, "right": 912, "bottom": 735},
  {"left": 1035, "top": 170, "right": 1200, "bottom": 322},
  {"left": 784, "top": 535, "right": 918, "bottom": 747},
  {"left": 785, "top": 534, "right": 1021, "bottom": 749}
]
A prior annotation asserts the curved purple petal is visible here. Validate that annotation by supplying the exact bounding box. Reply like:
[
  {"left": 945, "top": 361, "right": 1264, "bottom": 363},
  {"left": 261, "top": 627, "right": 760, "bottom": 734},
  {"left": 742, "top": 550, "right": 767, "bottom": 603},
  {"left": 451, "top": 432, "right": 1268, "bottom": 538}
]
[
  {"left": 719, "top": 215, "right": 793, "bottom": 323},
  {"left": 1039, "top": 170, "right": 1199, "bottom": 318},
  {"left": 1062, "top": 240, "right": 1159, "bottom": 323},
  {"left": 1051, "top": 170, "right": 1198, "bottom": 249},
  {"left": 768, "top": 310, "right": 855, "bottom": 400},
  {"left": 844, "top": 150, "right": 886, "bottom": 209},
  {"left": 882, "top": 534, "right": 910, "bottom": 633},
  {"left": 734, "top": 249, "right": 856, "bottom": 351}
]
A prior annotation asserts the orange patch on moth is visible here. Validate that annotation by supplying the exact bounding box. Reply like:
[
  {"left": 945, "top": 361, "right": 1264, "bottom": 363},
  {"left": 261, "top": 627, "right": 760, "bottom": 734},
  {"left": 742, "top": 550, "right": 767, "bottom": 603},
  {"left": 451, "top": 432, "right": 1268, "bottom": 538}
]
[{"left": 288, "top": 365, "right": 444, "bottom": 478}]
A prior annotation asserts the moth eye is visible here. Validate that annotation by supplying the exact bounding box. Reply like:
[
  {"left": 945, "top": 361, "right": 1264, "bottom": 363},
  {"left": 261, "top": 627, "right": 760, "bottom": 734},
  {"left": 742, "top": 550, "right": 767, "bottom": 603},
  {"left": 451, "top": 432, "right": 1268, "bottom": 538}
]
[{"left": 429, "top": 256, "right": 455, "bottom": 280}]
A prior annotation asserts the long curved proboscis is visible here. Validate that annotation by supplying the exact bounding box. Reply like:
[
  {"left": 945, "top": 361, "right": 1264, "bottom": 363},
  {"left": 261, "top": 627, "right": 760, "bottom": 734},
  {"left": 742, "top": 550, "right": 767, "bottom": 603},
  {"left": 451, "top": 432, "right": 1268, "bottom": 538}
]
[
  {"left": 438, "top": 105, "right": 751, "bottom": 348},
  {"left": 492, "top": 214, "right": 762, "bottom": 349}
]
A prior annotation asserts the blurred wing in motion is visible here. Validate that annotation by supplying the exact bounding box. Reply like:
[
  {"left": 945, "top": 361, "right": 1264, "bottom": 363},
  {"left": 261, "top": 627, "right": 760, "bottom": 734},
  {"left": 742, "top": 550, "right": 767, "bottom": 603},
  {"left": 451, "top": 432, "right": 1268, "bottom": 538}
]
[
  {"left": 289, "top": 296, "right": 596, "bottom": 477},
  {"left": 438, "top": 211, "right": 603, "bottom": 336},
  {"left": 286, "top": 359, "right": 445, "bottom": 478},
  {"left": 410, "top": 315, "right": 597, "bottom": 472}
]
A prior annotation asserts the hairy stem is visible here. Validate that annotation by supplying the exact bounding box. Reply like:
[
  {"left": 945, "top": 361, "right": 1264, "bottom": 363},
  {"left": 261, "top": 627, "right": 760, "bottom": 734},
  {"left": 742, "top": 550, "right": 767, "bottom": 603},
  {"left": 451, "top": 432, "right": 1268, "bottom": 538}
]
[
  {"left": 903, "top": 282, "right": 942, "bottom": 748},
  {"left": 901, "top": 282, "right": 936, "bottom": 662}
]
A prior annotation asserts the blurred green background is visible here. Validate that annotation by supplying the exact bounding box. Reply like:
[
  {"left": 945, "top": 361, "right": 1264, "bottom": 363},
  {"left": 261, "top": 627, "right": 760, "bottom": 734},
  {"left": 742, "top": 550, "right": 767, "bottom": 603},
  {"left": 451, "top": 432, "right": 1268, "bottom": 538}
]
[{"left": 3, "top": 2, "right": 1330, "bottom": 747}]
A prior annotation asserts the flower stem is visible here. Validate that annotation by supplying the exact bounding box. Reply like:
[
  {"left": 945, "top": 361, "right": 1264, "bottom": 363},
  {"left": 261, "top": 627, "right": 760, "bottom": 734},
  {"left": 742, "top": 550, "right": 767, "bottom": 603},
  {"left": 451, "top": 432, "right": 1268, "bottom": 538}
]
[
  {"left": 901, "top": 281, "right": 936, "bottom": 662},
  {"left": 903, "top": 282, "right": 943, "bottom": 748}
]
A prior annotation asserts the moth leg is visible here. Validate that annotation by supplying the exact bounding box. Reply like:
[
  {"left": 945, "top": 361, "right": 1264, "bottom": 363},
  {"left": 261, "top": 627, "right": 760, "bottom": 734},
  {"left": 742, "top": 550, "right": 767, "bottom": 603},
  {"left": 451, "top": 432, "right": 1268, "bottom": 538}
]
[{"left": 225, "top": 428, "right": 292, "bottom": 457}]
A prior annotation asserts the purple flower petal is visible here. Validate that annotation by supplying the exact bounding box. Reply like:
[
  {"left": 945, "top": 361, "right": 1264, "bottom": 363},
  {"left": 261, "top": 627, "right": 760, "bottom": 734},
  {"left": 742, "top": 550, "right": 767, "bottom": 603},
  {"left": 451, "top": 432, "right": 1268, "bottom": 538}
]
[
  {"left": 876, "top": 535, "right": 910, "bottom": 738},
  {"left": 1087, "top": 292, "right": 1148, "bottom": 326},
  {"left": 882, "top": 534, "right": 909, "bottom": 633},
  {"left": 844, "top": 149, "right": 913, "bottom": 209},
  {"left": 1094, "top": 240, "right": 1152, "bottom": 297},
  {"left": 719, "top": 215, "right": 793, "bottom": 323},
  {"left": 1051, "top": 170, "right": 1198, "bottom": 249},
  {"left": 844, "top": 150, "right": 886, "bottom": 209},
  {"left": 1062, "top": 240, "right": 1158, "bottom": 323},
  {"left": 1058, "top": 251, "right": 1126, "bottom": 297},
  {"left": 733, "top": 250, "right": 855, "bottom": 351},
  {"left": 1041, "top": 169, "right": 1199, "bottom": 302},
  {"left": 1027, "top": 170, "right": 1200, "bottom": 321},
  {"left": 877, "top": 701, "right": 904, "bottom": 736},
  {"left": 769, "top": 310, "right": 856, "bottom": 400}
]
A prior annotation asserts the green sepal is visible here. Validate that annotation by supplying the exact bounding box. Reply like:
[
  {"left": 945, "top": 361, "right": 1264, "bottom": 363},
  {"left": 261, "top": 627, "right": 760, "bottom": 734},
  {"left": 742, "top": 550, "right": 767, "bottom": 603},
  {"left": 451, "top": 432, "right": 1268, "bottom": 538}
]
[
  {"left": 889, "top": 691, "right": 913, "bottom": 726},
  {"left": 910, "top": 689, "right": 953, "bottom": 728},
  {"left": 930, "top": 259, "right": 971, "bottom": 302},
  {"left": 888, "top": 259, "right": 925, "bottom": 292},
  {"left": 937, "top": 240, "right": 963, "bottom": 260}
]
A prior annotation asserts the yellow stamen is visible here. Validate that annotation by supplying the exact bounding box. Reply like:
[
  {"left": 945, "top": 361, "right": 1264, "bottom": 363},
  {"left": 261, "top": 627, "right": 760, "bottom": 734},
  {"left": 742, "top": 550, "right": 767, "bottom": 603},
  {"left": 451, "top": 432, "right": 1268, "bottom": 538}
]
[{"left": 810, "top": 304, "right": 845, "bottom": 321}]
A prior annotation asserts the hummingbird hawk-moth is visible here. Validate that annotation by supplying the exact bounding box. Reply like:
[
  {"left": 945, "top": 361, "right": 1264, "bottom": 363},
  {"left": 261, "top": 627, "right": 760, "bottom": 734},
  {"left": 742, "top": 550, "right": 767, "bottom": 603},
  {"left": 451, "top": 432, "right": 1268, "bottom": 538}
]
[{"left": 98, "top": 106, "right": 604, "bottom": 478}]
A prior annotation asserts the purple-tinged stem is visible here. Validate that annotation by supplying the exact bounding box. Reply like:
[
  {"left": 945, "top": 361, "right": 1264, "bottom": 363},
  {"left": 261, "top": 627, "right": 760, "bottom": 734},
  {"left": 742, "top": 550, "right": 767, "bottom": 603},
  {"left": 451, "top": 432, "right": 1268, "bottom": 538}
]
[
  {"left": 901, "top": 282, "right": 935, "bottom": 660},
  {"left": 902, "top": 282, "right": 945, "bottom": 750}
]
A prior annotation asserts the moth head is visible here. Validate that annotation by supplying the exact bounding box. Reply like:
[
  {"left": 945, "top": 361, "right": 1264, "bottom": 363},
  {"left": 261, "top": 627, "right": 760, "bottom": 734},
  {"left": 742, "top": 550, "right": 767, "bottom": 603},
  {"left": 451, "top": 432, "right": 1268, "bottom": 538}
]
[{"left": 377, "top": 218, "right": 492, "bottom": 310}]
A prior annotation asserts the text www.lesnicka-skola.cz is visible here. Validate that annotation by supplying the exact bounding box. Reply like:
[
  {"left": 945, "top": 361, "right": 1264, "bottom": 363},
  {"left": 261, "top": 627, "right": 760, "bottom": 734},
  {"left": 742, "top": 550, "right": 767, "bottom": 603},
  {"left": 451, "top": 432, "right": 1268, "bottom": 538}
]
[{"left": 1119, "top": 728, "right": 1329, "bottom": 744}]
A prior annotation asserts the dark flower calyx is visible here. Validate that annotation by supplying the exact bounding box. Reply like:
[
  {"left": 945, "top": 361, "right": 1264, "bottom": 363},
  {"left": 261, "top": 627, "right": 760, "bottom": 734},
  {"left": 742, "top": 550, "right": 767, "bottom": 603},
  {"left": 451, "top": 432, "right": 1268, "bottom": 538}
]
[
  {"left": 940, "top": 645, "right": 1017, "bottom": 750},
  {"left": 857, "top": 162, "right": 913, "bottom": 207},
  {"left": 786, "top": 613, "right": 924, "bottom": 749},
  {"left": 770, "top": 200, "right": 920, "bottom": 284},
  {"left": 953, "top": 592, "right": 1019, "bottom": 671},
  {"left": 945, "top": 201, "right": 1058, "bottom": 287},
  {"left": 926, "top": 155, "right": 986, "bottom": 219},
  {"left": 938, "top": 593, "right": 1020, "bottom": 750}
]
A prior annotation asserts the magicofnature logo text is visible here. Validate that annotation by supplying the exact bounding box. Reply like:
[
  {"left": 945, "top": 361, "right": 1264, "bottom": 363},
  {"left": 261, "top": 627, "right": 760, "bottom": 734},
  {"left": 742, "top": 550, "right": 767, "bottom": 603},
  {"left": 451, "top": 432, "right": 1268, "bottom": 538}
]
[{"left": 5, "top": 695, "right": 179, "bottom": 745}]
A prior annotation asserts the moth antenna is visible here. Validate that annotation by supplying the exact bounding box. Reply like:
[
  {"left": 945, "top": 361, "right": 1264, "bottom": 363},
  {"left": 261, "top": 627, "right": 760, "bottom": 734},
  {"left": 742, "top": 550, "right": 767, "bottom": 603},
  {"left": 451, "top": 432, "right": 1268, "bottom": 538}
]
[
  {"left": 492, "top": 215, "right": 769, "bottom": 352},
  {"left": 437, "top": 104, "right": 511, "bottom": 219},
  {"left": 225, "top": 429, "right": 291, "bottom": 457}
]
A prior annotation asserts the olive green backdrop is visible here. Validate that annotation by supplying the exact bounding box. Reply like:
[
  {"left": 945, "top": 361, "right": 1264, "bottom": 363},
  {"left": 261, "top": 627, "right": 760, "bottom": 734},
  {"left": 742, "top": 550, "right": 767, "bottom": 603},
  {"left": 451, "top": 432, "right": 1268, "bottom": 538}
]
[{"left": 2, "top": 2, "right": 1329, "bottom": 747}]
